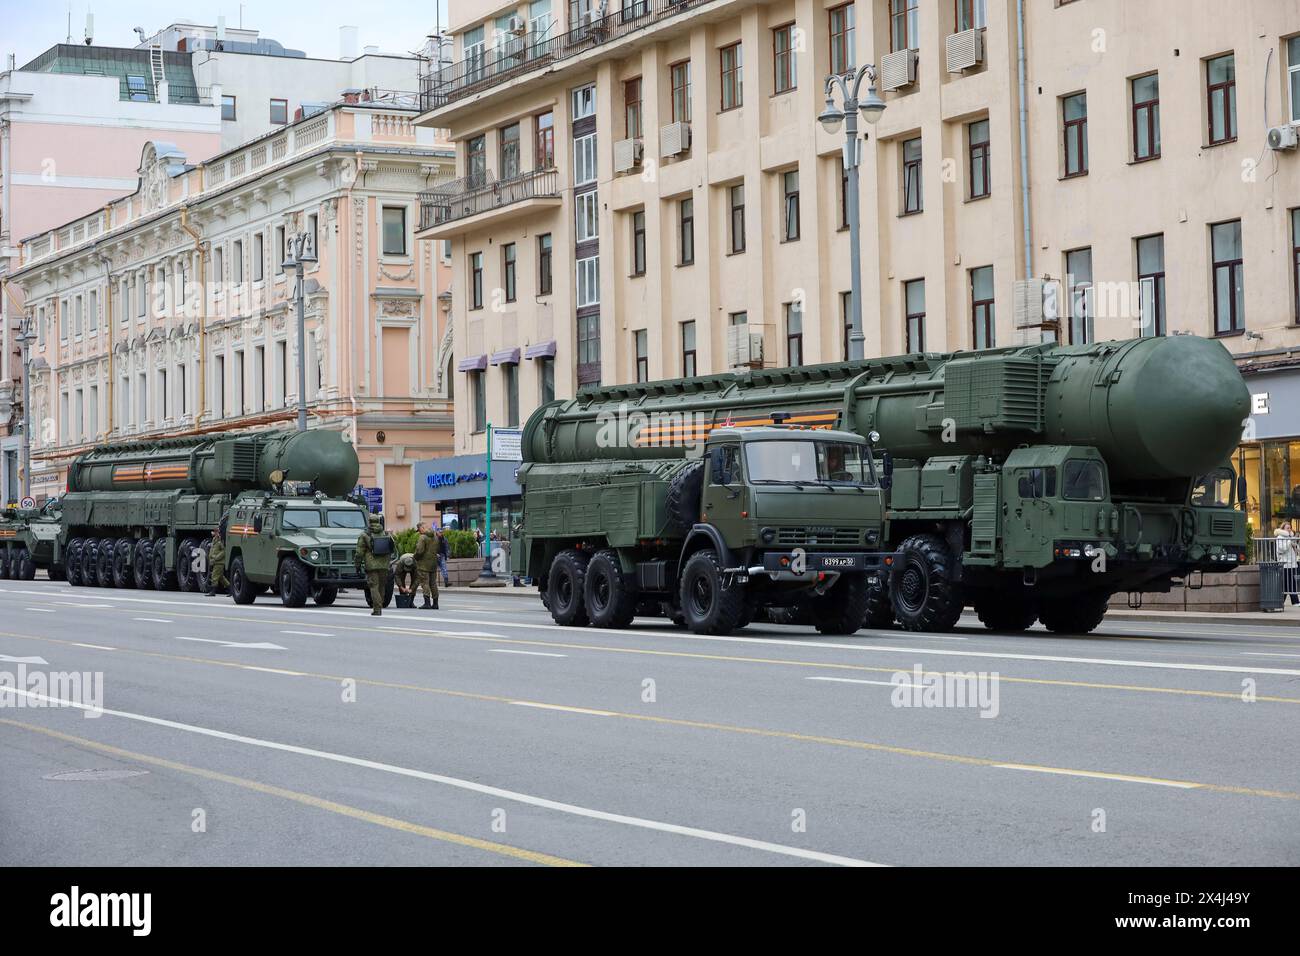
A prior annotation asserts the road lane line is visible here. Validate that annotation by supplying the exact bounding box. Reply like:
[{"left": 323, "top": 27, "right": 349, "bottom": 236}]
[
  {"left": 489, "top": 649, "right": 567, "bottom": 658},
  {"left": 807, "top": 676, "right": 921, "bottom": 688},
  {"left": 281, "top": 630, "right": 334, "bottom": 638},
  {"left": 0, "top": 689, "right": 882, "bottom": 866},
  {"left": 0, "top": 718, "right": 583, "bottom": 867},
  {"left": 133, "top": 617, "right": 173, "bottom": 624},
  {"left": 510, "top": 701, "right": 614, "bottom": 715},
  {"left": 24, "top": 608, "right": 54, "bottom": 613},
  {"left": 69, "top": 643, "right": 117, "bottom": 651},
  {"left": 994, "top": 764, "right": 1201, "bottom": 789},
  {"left": 54, "top": 602, "right": 112, "bottom": 608},
  {"left": 1243, "top": 652, "right": 1300, "bottom": 659}
]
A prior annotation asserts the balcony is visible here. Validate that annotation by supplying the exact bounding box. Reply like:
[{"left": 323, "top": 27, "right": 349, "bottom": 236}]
[
  {"left": 419, "top": 0, "right": 716, "bottom": 114},
  {"left": 417, "top": 167, "right": 561, "bottom": 239}
]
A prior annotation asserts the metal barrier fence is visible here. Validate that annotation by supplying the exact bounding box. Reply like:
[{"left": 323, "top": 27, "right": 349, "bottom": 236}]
[{"left": 1253, "top": 536, "right": 1300, "bottom": 611}]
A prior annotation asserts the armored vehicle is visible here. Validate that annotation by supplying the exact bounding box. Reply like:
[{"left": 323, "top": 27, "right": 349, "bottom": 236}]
[
  {"left": 515, "top": 422, "right": 895, "bottom": 635},
  {"left": 519, "top": 336, "right": 1250, "bottom": 634},
  {"left": 58, "top": 428, "right": 369, "bottom": 606},
  {"left": 0, "top": 499, "right": 64, "bottom": 580}
]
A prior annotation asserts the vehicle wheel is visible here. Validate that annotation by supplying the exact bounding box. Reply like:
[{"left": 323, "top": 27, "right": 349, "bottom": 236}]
[
  {"left": 1038, "top": 592, "right": 1110, "bottom": 635},
  {"left": 176, "top": 541, "right": 197, "bottom": 592},
  {"left": 863, "top": 575, "right": 895, "bottom": 629},
  {"left": 81, "top": 541, "right": 100, "bottom": 587},
  {"left": 229, "top": 556, "right": 257, "bottom": 605},
  {"left": 17, "top": 549, "right": 37, "bottom": 581},
  {"left": 135, "top": 540, "right": 156, "bottom": 590},
  {"left": 65, "top": 539, "right": 84, "bottom": 587},
  {"left": 152, "top": 543, "right": 178, "bottom": 591},
  {"left": 679, "top": 549, "right": 744, "bottom": 635},
  {"left": 664, "top": 460, "right": 705, "bottom": 534},
  {"left": 312, "top": 585, "right": 338, "bottom": 607},
  {"left": 546, "top": 549, "right": 589, "bottom": 626},
  {"left": 584, "top": 549, "right": 637, "bottom": 629},
  {"left": 889, "top": 533, "right": 964, "bottom": 633},
  {"left": 95, "top": 537, "right": 115, "bottom": 586},
  {"left": 0, "top": 549, "right": 10, "bottom": 580},
  {"left": 277, "top": 556, "right": 310, "bottom": 608},
  {"left": 974, "top": 591, "right": 1039, "bottom": 632},
  {"left": 112, "top": 538, "right": 135, "bottom": 589},
  {"left": 811, "top": 573, "right": 872, "bottom": 636}
]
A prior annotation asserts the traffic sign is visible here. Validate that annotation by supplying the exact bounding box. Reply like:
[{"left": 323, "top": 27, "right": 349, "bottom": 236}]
[
  {"left": 492, "top": 428, "right": 523, "bottom": 461},
  {"left": 20, "top": 496, "right": 35, "bottom": 509}
]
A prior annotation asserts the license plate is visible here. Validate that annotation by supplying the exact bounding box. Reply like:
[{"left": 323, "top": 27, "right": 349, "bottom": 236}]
[{"left": 821, "top": 556, "right": 859, "bottom": 569}]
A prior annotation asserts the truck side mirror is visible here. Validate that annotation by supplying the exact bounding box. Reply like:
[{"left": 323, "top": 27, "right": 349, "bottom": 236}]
[
  {"left": 1237, "top": 475, "right": 1248, "bottom": 510},
  {"left": 879, "top": 453, "right": 893, "bottom": 490}
]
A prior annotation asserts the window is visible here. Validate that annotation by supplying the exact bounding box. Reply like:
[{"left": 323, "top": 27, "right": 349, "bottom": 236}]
[
  {"left": 670, "top": 61, "right": 692, "bottom": 123},
  {"left": 270, "top": 98, "right": 288, "bottom": 125},
  {"left": 1066, "top": 247, "right": 1094, "bottom": 345},
  {"left": 891, "top": 0, "right": 919, "bottom": 52},
  {"left": 1063, "top": 460, "right": 1106, "bottom": 501},
  {"left": 904, "top": 279, "right": 925, "bottom": 352},
  {"left": 275, "top": 226, "right": 286, "bottom": 274},
  {"left": 382, "top": 207, "right": 407, "bottom": 256},
  {"left": 1137, "top": 234, "right": 1166, "bottom": 337},
  {"left": 503, "top": 243, "right": 517, "bottom": 302},
  {"left": 839, "top": 162, "right": 850, "bottom": 229},
  {"left": 577, "top": 313, "right": 601, "bottom": 369},
  {"left": 535, "top": 111, "right": 555, "bottom": 168},
  {"left": 773, "top": 24, "right": 796, "bottom": 94},
  {"left": 955, "top": 0, "right": 986, "bottom": 31},
  {"left": 681, "top": 321, "right": 697, "bottom": 377},
  {"left": 730, "top": 310, "right": 748, "bottom": 328},
  {"left": 782, "top": 170, "right": 800, "bottom": 241},
  {"left": 1289, "top": 37, "right": 1300, "bottom": 124},
  {"left": 841, "top": 290, "right": 854, "bottom": 359},
  {"left": 575, "top": 191, "right": 599, "bottom": 242},
  {"left": 679, "top": 197, "right": 695, "bottom": 265},
  {"left": 577, "top": 256, "right": 600, "bottom": 307},
  {"left": 470, "top": 252, "right": 484, "bottom": 310},
  {"left": 829, "top": 4, "right": 855, "bottom": 76},
  {"left": 499, "top": 123, "right": 521, "bottom": 179},
  {"left": 221, "top": 95, "right": 236, "bottom": 121},
  {"left": 1211, "top": 220, "right": 1244, "bottom": 334},
  {"left": 538, "top": 234, "right": 553, "bottom": 295},
  {"left": 472, "top": 371, "right": 487, "bottom": 433},
  {"left": 464, "top": 25, "right": 486, "bottom": 79},
  {"left": 125, "top": 75, "right": 150, "bottom": 102},
  {"left": 720, "top": 43, "right": 743, "bottom": 110},
  {"left": 631, "top": 211, "right": 646, "bottom": 276},
  {"left": 634, "top": 329, "right": 649, "bottom": 382},
  {"left": 785, "top": 302, "right": 803, "bottom": 366},
  {"left": 467, "top": 134, "right": 487, "bottom": 183},
  {"left": 1207, "top": 54, "right": 1237, "bottom": 145},
  {"left": 969, "top": 119, "right": 990, "bottom": 199},
  {"left": 213, "top": 247, "right": 223, "bottom": 287},
  {"left": 539, "top": 358, "right": 555, "bottom": 404},
  {"left": 1292, "top": 208, "right": 1300, "bottom": 323},
  {"left": 971, "top": 266, "right": 995, "bottom": 349},
  {"left": 1063, "top": 92, "right": 1088, "bottom": 177},
  {"left": 233, "top": 239, "right": 244, "bottom": 284},
  {"left": 901, "top": 138, "right": 923, "bottom": 214},
  {"left": 711, "top": 445, "right": 741, "bottom": 485},
  {"left": 571, "top": 83, "right": 596, "bottom": 119},
  {"left": 137, "top": 272, "right": 147, "bottom": 317},
  {"left": 729, "top": 183, "right": 746, "bottom": 254},
  {"left": 253, "top": 233, "right": 265, "bottom": 282},
  {"left": 624, "top": 78, "right": 643, "bottom": 139},
  {"left": 574, "top": 133, "right": 597, "bottom": 185},
  {"left": 1132, "top": 73, "right": 1160, "bottom": 161},
  {"left": 306, "top": 214, "right": 318, "bottom": 260},
  {"left": 504, "top": 363, "right": 519, "bottom": 427}
]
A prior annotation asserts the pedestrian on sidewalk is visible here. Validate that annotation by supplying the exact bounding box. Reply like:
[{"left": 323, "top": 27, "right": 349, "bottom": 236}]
[
  {"left": 1278, "top": 521, "right": 1299, "bottom": 606},
  {"left": 437, "top": 530, "right": 451, "bottom": 588}
]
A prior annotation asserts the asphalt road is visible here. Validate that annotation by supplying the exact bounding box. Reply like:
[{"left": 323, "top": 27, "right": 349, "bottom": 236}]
[{"left": 1, "top": 577, "right": 1298, "bottom": 867}]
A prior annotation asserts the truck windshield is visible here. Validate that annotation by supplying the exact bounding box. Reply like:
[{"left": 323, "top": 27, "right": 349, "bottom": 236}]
[
  {"left": 281, "top": 510, "right": 324, "bottom": 529},
  {"left": 745, "top": 440, "right": 872, "bottom": 486},
  {"left": 1191, "top": 467, "right": 1235, "bottom": 508},
  {"left": 1063, "top": 460, "right": 1106, "bottom": 501},
  {"left": 326, "top": 510, "right": 367, "bottom": 528}
]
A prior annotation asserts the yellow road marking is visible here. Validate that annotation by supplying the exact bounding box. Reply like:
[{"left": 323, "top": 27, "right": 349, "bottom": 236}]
[
  {"left": 2, "top": 629, "right": 1297, "bottom": 802},
  {"left": 0, "top": 717, "right": 584, "bottom": 867}
]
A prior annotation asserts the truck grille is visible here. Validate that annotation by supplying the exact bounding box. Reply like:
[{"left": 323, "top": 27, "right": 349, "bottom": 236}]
[
  {"left": 776, "top": 528, "right": 862, "bottom": 547},
  {"left": 329, "top": 547, "right": 354, "bottom": 565},
  {"left": 1210, "top": 515, "right": 1235, "bottom": 536}
]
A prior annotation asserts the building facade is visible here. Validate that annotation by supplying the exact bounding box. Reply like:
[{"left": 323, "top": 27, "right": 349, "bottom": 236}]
[
  {"left": 10, "top": 99, "right": 455, "bottom": 528},
  {"left": 415, "top": 0, "right": 1300, "bottom": 536}
]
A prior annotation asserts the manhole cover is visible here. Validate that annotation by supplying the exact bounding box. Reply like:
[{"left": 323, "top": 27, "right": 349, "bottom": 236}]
[{"left": 43, "top": 769, "right": 150, "bottom": 781}]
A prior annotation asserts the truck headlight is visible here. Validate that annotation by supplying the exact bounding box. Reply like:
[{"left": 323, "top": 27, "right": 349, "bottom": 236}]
[
  {"left": 760, "top": 527, "right": 776, "bottom": 544},
  {"left": 310, "top": 549, "right": 321, "bottom": 561}
]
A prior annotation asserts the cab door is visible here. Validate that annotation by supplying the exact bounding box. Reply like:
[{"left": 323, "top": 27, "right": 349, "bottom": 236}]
[
  {"left": 1003, "top": 465, "right": 1055, "bottom": 569},
  {"left": 702, "top": 443, "right": 747, "bottom": 547}
]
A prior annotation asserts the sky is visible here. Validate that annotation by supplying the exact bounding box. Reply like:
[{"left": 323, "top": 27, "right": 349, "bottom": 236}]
[{"left": 1, "top": 0, "right": 451, "bottom": 68}]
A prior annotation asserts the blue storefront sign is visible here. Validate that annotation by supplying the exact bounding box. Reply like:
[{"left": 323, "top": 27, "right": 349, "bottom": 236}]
[{"left": 413, "top": 452, "right": 521, "bottom": 503}]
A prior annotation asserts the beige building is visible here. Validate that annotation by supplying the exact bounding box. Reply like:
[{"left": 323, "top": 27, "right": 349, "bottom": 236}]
[
  {"left": 11, "top": 96, "right": 456, "bottom": 527},
  {"left": 416, "top": 0, "right": 1300, "bottom": 534}
]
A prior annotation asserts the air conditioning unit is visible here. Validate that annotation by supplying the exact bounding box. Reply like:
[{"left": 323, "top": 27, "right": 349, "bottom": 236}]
[
  {"left": 1014, "top": 278, "right": 1051, "bottom": 330},
  {"left": 1267, "top": 124, "right": 1298, "bottom": 150},
  {"left": 613, "top": 138, "right": 643, "bottom": 173},
  {"left": 659, "top": 121, "right": 692, "bottom": 158},
  {"left": 727, "top": 325, "right": 764, "bottom": 369},
  {"left": 946, "top": 28, "right": 984, "bottom": 73},
  {"left": 507, "top": 16, "right": 525, "bottom": 35},
  {"left": 880, "top": 48, "right": 918, "bottom": 92}
]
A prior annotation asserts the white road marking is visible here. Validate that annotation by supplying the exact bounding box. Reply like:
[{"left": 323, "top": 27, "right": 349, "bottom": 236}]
[
  {"left": 0, "top": 684, "right": 882, "bottom": 867},
  {"left": 280, "top": 630, "right": 334, "bottom": 638},
  {"left": 174, "top": 636, "right": 286, "bottom": 650},
  {"left": 54, "top": 602, "right": 112, "bottom": 609},
  {"left": 1242, "top": 652, "right": 1300, "bottom": 659},
  {"left": 509, "top": 701, "right": 616, "bottom": 716},
  {"left": 24, "top": 608, "right": 54, "bottom": 613},
  {"left": 994, "top": 763, "right": 1200, "bottom": 789},
  {"left": 0, "top": 654, "right": 49, "bottom": 665},
  {"left": 69, "top": 643, "right": 117, "bottom": 651},
  {"left": 134, "top": 617, "right": 173, "bottom": 624},
  {"left": 806, "top": 676, "right": 921, "bottom": 688},
  {"left": 242, "top": 666, "right": 306, "bottom": 676},
  {"left": 488, "top": 648, "right": 567, "bottom": 658}
]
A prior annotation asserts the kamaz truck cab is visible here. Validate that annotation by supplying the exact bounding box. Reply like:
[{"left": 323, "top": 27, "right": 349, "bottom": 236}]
[
  {"left": 223, "top": 493, "right": 372, "bottom": 607},
  {"left": 0, "top": 499, "right": 63, "bottom": 581}
]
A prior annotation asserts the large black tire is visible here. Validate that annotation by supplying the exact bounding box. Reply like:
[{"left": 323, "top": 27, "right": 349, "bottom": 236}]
[
  {"left": 229, "top": 556, "right": 258, "bottom": 605},
  {"left": 152, "top": 543, "right": 178, "bottom": 591},
  {"left": 1038, "top": 592, "right": 1110, "bottom": 635},
  {"left": 679, "top": 549, "right": 745, "bottom": 635},
  {"left": 584, "top": 549, "right": 638, "bottom": 629},
  {"left": 81, "top": 542, "right": 100, "bottom": 587},
  {"left": 975, "top": 591, "right": 1039, "bottom": 632},
  {"left": 664, "top": 460, "right": 705, "bottom": 534},
  {"left": 65, "top": 539, "right": 84, "bottom": 587},
  {"left": 277, "top": 556, "right": 310, "bottom": 608},
  {"left": 546, "top": 549, "right": 589, "bottom": 626},
  {"left": 112, "top": 538, "right": 136, "bottom": 589},
  {"left": 16, "top": 548, "right": 36, "bottom": 581},
  {"left": 95, "top": 538, "right": 114, "bottom": 587},
  {"left": 889, "top": 533, "right": 964, "bottom": 633},
  {"left": 0, "top": 549, "right": 10, "bottom": 580},
  {"left": 863, "top": 575, "right": 895, "bottom": 629},
  {"left": 809, "top": 573, "right": 873, "bottom": 635},
  {"left": 176, "top": 541, "right": 198, "bottom": 592},
  {"left": 135, "top": 540, "right": 156, "bottom": 590},
  {"left": 312, "top": 585, "right": 338, "bottom": 607}
]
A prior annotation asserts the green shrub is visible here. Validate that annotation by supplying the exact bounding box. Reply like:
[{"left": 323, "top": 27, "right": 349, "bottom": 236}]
[
  {"left": 444, "top": 529, "right": 480, "bottom": 558},
  {"left": 392, "top": 527, "right": 421, "bottom": 556}
]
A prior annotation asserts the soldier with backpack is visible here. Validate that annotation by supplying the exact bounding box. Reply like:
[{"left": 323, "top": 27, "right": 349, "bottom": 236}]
[{"left": 355, "top": 513, "right": 394, "bottom": 616}]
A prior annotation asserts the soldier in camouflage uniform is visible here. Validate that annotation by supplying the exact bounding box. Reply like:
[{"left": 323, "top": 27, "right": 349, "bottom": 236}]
[
  {"left": 355, "top": 513, "right": 394, "bottom": 616},
  {"left": 393, "top": 552, "right": 418, "bottom": 603},
  {"left": 412, "top": 522, "right": 442, "bottom": 609},
  {"left": 207, "top": 528, "right": 229, "bottom": 596}
]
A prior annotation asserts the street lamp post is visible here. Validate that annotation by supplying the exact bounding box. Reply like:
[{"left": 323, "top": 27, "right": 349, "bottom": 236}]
[
  {"left": 819, "top": 65, "right": 887, "bottom": 362},
  {"left": 16, "top": 315, "right": 37, "bottom": 501},
  {"left": 282, "top": 232, "right": 317, "bottom": 432}
]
